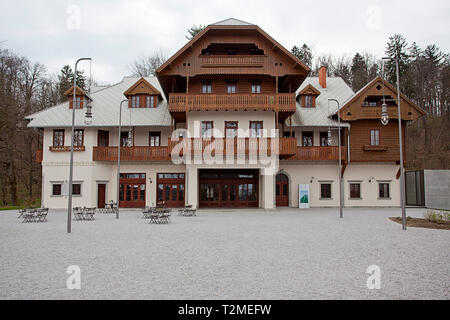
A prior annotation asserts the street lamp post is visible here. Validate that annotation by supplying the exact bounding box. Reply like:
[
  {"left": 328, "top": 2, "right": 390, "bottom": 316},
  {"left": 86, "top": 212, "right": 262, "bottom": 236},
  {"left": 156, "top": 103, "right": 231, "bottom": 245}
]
[
  {"left": 329, "top": 99, "right": 343, "bottom": 219},
  {"left": 116, "top": 99, "right": 129, "bottom": 220},
  {"left": 67, "top": 58, "right": 91, "bottom": 234},
  {"left": 382, "top": 57, "right": 407, "bottom": 230}
]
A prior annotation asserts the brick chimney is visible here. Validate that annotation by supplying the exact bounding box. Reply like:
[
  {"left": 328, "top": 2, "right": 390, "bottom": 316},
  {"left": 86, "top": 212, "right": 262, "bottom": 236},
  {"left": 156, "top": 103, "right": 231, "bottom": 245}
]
[{"left": 319, "top": 66, "right": 327, "bottom": 88}]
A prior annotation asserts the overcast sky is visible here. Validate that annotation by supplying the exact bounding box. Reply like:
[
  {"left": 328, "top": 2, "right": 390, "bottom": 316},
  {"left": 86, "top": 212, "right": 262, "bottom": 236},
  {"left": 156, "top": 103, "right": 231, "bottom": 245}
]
[{"left": 1, "top": 0, "right": 449, "bottom": 84}]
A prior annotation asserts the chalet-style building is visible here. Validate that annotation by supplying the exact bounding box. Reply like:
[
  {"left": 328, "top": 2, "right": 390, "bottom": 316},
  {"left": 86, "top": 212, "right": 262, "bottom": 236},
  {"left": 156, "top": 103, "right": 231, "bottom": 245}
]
[{"left": 27, "top": 18, "right": 425, "bottom": 209}]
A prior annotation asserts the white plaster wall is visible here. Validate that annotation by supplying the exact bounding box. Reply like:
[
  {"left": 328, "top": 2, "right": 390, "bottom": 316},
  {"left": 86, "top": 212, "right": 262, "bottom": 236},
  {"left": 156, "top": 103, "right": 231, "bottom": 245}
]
[
  {"left": 186, "top": 111, "right": 276, "bottom": 137},
  {"left": 279, "top": 162, "right": 400, "bottom": 208}
]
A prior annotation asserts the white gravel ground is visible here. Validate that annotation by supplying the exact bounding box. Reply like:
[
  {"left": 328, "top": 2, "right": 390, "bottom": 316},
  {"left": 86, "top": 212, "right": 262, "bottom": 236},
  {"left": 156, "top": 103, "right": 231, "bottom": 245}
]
[{"left": 0, "top": 207, "right": 448, "bottom": 300}]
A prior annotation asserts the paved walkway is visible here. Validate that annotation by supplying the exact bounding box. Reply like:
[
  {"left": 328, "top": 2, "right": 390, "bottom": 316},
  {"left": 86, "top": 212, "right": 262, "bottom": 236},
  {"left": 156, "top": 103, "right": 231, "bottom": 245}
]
[{"left": 0, "top": 207, "right": 448, "bottom": 299}]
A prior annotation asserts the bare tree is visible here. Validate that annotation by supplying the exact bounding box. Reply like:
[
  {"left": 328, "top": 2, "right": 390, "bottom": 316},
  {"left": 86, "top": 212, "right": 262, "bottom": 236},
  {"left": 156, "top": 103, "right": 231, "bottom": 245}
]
[{"left": 128, "top": 50, "right": 168, "bottom": 77}]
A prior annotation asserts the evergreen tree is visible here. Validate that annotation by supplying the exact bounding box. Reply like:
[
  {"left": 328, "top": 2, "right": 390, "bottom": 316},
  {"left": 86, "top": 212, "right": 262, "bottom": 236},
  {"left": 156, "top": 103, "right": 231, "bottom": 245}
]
[
  {"left": 291, "top": 44, "right": 312, "bottom": 67},
  {"left": 57, "top": 65, "right": 86, "bottom": 102},
  {"left": 186, "top": 25, "right": 206, "bottom": 40}
]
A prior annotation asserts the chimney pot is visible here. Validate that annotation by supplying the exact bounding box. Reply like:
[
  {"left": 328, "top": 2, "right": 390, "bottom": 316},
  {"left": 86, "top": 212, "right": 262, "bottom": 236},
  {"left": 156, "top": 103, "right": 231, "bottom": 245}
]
[{"left": 319, "top": 66, "right": 327, "bottom": 88}]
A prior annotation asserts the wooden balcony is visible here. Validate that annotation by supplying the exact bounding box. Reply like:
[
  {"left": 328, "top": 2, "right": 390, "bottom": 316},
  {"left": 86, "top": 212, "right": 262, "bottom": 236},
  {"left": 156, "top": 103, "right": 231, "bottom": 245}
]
[
  {"left": 169, "top": 93, "right": 296, "bottom": 115},
  {"left": 36, "top": 150, "right": 43, "bottom": 163},
  {"left": 200, "top": 55, "right": 265, "bottom": 68},
  {"left": 93, "top": 146, "right": 170, "bottom": 161},
  {"left": 168, "top": 137, "right": 296, "bottom": 158},
  {"left": 286, "top": 146, "right": 345, "bottom": 161}
]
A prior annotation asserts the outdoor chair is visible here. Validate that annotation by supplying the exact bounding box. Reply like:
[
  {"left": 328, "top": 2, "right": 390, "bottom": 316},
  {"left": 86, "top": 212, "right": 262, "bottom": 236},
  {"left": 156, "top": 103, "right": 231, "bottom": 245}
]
[
  {"left": 35, "top": 208, "right": 48, "bottom": 222},
  {"left": 84, "top": 207, "right": 96, "bottom": 220},
  {"left": 22, "top": 209, "right": 36, "bottom": 223}
]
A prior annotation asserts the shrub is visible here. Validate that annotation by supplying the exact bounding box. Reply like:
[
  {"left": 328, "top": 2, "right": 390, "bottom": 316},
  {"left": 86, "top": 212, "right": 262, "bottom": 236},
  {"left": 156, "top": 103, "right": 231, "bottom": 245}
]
[{"left": 424, "top": 210, "right": 444, "bottom": 224}]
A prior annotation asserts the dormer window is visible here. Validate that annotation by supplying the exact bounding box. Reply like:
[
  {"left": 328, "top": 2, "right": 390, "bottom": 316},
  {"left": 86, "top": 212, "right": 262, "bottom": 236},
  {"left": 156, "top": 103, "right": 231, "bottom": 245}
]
[
  {"left": 123, "top": 77, "right": 162, "bottom": 109},
  {"left": 304, "top": 95, "right": 313, "bottom": 108},
  {"left": 64, "top": 86, "right": 89, "bottom": 109},
  {"left": 298, "top": 84, "right": 320, "bottom": 108},
  {"left": 147, "top": 95, "right": 155, "bottom": 108}
]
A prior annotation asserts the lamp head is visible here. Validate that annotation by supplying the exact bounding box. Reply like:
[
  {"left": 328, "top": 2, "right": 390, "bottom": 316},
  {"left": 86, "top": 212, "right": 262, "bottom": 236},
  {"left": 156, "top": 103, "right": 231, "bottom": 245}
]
[
  {"left": 84, "top": 101, "right": 93, "bottom": 125},
  {"left": 381, "top": 103, "right": 389, "bottom": 125}
]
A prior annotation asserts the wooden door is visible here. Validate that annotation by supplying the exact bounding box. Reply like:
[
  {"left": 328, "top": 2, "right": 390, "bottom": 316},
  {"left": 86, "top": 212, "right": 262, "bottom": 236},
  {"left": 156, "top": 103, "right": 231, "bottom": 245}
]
[
  {"left": 276, "top": 174, "right": 289, "bottom": 207},
  {"left": 119, "top": 173, "right": 146, "bottom": 208},
  {"left": 97, "top": 184, "right": 106, "bottom": 208}
]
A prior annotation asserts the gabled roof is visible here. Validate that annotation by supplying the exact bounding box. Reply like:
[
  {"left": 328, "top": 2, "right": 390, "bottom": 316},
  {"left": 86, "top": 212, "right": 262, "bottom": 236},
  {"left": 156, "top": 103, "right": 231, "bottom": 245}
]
[
  {"left": 211, "top": 18, "right": 254, "bottom": 26},
  {"left": 64, "top": 86, "right": 88, "bottom": 97},
  {"left": 288, "top": 77, "right": 354, "bottom": 127},
  {"left": 26, "top": 77, "right": 171, "bottom": 128},
  {"left": 123, "top": 77, "right": 161, "bottom": 96},
  {"left": 157, "top": 18, "right": 310, "bottom": 75},
  {"left": 298, "top": 83, "right": 321, "bottom": 96},
  {"left": 338, "top": 76, "right": 426, "bottom": 120}
]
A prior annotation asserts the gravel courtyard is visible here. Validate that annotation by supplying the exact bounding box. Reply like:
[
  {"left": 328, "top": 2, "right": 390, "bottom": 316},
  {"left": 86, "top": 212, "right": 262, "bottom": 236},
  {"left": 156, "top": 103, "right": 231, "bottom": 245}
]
[{"left": 0, "top": 207, "right": 448, "bottom": 300}]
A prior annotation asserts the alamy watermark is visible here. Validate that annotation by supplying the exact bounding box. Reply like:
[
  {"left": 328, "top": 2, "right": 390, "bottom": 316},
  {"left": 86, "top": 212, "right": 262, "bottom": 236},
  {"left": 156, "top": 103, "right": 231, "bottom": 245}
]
[
  {"left": 366, "top": 265, "right": 381, "bottom": 289},
  {"left": 66, "top": 265, "right": 81, "bottom": 290}
]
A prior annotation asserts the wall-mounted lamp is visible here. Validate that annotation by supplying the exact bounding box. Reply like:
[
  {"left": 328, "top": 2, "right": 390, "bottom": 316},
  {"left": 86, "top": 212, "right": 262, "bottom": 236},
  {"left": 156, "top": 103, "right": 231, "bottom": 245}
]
[
  {"left": 310, "top": 177, "right": 314, "bottom": 183},
  {"left": 369, "top": 176, "right": 375, "bottom": 183},
  {"left": 149, "top": 177, "right": 152, "bottom": 184}
]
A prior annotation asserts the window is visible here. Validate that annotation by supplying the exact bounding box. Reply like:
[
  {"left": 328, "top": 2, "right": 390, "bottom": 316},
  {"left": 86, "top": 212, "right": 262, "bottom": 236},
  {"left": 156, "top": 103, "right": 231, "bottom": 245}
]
[
  {"left": 121, "top": 131, "right": 132, "bottom": 147},
  {"left": 283, "top": 131, "right": 295, "bottom": 138},
  {"left": 225, "top": 121, "right": 238, "bottom": 138},
  {"left": 73, "top": 97, "right": 83, "bottom": 109},
  {"left": 249, "top": 121, "right": 263, "bottom": 138},
  {"left": 131, "top": 96, "right": 140, "bottom": 108},
  {"left": 320, "top": 183, "right": 332, "bottom": 199},
  {"left": 97, "top": 130, "right": 109, "bottom": 147},
  {"left": 349, "top": 183, "right": 361, "bottom": 199},
  {"left": 227, "top": 81, "right": 237, "bottom": 94},
  {"left": 320, "top": 132, "right": 329, "bottom": 146},
  {"left": 72, "top": 183, "right": 81, "bottom": 196},
  {"left": 379, "top": 182, "right": 390, "bottom": 199},
  {"left": 53, "top": 129, "right": 64, "bottom": 147},
  {"left": 303, "top": 95, "right": 313, "bottom": 108},
  {"left": 73, "top": 129, "right": 84, "bottom": 147},
  {"left": 52, "top": 184, "right": 62, "bottom": 196},
  {"left": 147, "top": 95, "right": 155, "bottom": 108},
  {"left": 149, "top": 132, "right": 161, "bottom": 146},
  {"left": 251, "top": 80, "right": 261, "bottom": 94},
  {"left": 370, "top": 129, "right": 380, "bottom": 146},
  {"left": 302, "top": 131, "right": 314, "bottom": 146},
  {"left": 201, "top": 121, "right": 213, "bottom": 138},
  {"left": 202, "top": 81, "right": 212, "bottom": 94}
]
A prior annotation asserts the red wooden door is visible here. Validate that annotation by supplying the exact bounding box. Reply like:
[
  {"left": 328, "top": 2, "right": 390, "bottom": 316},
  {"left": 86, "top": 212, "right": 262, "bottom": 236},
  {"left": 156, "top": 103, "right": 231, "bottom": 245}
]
[
  {"left": 119, "top": 173, "right": 146, "bottom": 208},
  {"left": 97, "top": 184, "right": 106, "bottom": 208},
  {"left": 276, "top": 174, "right": 289, "bottom": 207}
]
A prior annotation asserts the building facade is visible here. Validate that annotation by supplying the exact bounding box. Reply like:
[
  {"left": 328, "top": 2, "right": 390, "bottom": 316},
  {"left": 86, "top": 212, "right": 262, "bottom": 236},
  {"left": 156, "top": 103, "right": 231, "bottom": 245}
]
[{"left": 27, "top": 18, "right": 426, "bottom": 209}]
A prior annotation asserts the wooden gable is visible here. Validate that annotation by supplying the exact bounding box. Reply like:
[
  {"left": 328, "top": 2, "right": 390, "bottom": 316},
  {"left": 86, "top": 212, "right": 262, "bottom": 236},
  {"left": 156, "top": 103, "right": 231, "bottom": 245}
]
[
  {"left": 298, "top": 84, "right": 321, "bottom": 96},
  {"left": 338, "top": 77, "right": 426, "bottom": 122},
  {"left": 64, "top": 86, "right": 87, "bottom": 97},
  {"left": 123, "top": 77, "right": 161, "bottom": 97}
]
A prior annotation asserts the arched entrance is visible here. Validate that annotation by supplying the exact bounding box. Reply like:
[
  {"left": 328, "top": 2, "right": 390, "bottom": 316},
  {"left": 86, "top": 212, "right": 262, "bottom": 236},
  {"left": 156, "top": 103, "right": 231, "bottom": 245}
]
[{"left": 276, "top": 173, "right": 289, "bottom": 207}]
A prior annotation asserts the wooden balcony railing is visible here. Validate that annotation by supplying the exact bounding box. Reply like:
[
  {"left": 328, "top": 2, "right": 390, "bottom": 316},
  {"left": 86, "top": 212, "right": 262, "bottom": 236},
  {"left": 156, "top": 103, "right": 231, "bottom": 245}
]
[
  {"left": 200, "top": 55, "right": 266, "bottom": 67},
  {"left": 36, "top": 150, "right": 43, "bottom": 163},
  {"left": 168, "top": 137, "right": 297, "bottom": 157},
  {"left": 93, "top": 146, "right": 169, "bottom": 161},
  {"left": 169, "top": 93, "right": 296, "bottom": 113},
  {"left": 286, "top": 146, "right": 345, "bottom": 161},
  {"left": 49, "top": 146, "right": 85, "bottom": 152}
]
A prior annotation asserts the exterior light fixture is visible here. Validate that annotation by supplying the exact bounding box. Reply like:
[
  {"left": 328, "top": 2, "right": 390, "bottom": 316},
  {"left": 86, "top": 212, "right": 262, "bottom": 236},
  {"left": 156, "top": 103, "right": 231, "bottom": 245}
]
[
  {"left": 84, "top": 100, "right": 93, "bottom": 125},
  {"left": 381, "top": 103, "right": 389, "bottom": 126},
  {"left": 327, "top": 127, "right": 332, "bottom": 145}
]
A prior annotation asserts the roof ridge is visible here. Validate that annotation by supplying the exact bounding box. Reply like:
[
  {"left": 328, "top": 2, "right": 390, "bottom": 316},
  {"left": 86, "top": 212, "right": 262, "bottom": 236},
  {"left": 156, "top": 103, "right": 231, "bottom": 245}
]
[{"left": 211, "top": 18, "right": 254, "bottom": 26}]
